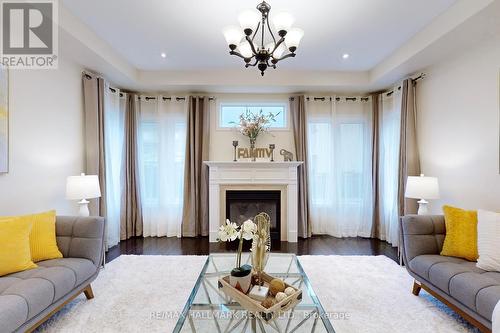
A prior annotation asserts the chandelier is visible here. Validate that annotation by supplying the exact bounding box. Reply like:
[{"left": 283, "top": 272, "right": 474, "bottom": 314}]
[{"left": 222, "top": 1, "right": 304, "bottom": 76}]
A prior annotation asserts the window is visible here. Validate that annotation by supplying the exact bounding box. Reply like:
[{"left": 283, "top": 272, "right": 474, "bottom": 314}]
[
  {"left": 338, "top": 123, "right": 365, "bottom": 203},
  {"left": 139, "top": 121, "right": 160, "bottom": 206},
  {"left": 219, "top": 103, "right": 287, "bottom": 129}
]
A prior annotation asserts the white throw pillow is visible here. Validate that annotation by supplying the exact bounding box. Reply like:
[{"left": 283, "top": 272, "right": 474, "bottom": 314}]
[{"left": 477, "top": 209, "right": 500, "bottom": 271}]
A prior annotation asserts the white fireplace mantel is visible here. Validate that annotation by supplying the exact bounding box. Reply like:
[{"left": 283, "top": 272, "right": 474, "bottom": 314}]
[{"left": 204, "top": 161, "right": 303, "bottom": 243}]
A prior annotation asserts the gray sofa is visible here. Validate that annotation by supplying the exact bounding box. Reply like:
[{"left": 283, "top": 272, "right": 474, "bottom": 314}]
[
  {"left": 0, "top": 216, "right": 105, "bottom": 333},
  {"left": 401, "top": 215, "right": 500, "bottom": 333}
]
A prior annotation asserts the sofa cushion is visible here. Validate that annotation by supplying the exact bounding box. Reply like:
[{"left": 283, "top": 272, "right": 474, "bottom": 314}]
[
  {"left": 476, "top": 284, "right": 500, "bottom": 321},
  {"left": 449, "top": 272, "right": 500, "bottom": 320},
  {"left": 428, "top": 260, "right": 484, "bottom": 294},
  {"left": 411, "top": 254, "right": 500, "bottom": 321},
  {"left": 409, "top": 254, "right": 465, "bottom": 280},
  {"left": 0, "top": 294, "right": 28, "bottom": 333},
  {"left": 37, "top": 258, "right": 96, "bottom": 286},
  {"left": 0, "top": 257, "right": 97, "bottom": 330}
]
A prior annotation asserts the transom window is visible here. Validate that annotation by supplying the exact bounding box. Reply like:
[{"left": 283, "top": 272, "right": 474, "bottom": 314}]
[{"left": 219, "top": 103, "right": 287, "bottom": 129}]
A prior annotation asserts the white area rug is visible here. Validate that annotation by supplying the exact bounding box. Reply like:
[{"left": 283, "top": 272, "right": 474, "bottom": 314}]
[
  {"left": 299, "top": 255, "right": 477, "bottom": 333},
  {"left": 37, "top": 255, "right": 477, "bottom": 333}
]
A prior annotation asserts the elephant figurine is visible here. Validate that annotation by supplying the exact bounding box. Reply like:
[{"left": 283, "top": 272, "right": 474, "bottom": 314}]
[{"left": 280, "top": 149, "right": 294, "bottom": 162}]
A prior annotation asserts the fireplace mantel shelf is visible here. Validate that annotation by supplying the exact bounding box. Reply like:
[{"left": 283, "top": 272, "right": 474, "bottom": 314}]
[
  {"left": 205, "top": 160, "right": 301, "bottom": 243},
  {"left": 204, "top": 161, "right": 303, "bottom": 168}
]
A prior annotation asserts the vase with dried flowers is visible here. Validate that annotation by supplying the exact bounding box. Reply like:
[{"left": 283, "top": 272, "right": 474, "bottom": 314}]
[
  {"left": 218, "top": 219, "right": 257, "bottom": 293},
  {"left": 232, "top": 109, "right": 279, "bottom": 161},
  {"left": 251, "top": 213, "right": 271, "bottom": 288}
]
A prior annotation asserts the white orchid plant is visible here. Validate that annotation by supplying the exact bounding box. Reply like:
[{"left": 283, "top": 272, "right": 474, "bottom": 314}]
[{"left": 218, "top": 219, "right": 257, "bottom": 272}]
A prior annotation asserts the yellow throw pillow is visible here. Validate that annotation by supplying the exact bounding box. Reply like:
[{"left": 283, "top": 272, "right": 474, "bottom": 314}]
[
  {"left": 441, "top": 205, "right": 478, "bottom": 261},
  {"left": 23, "top": 210, "right": 63, "bottom": 262},
  {"left": 0, "top": 218, "right": 38, "bottom": 276},
  {"left": 2, "top": 211, "right": 63, "bottom": 262}
]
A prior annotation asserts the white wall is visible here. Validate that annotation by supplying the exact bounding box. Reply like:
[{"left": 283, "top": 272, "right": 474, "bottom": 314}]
[
  {"left": 209, "top": 94, "right": 295, "bottom": 161},
  {"left": 417, "top": 36, "right": 500, "bottom": 213},
  {"left": 0, "top": 57, "right": 84, "bottom": 215}
]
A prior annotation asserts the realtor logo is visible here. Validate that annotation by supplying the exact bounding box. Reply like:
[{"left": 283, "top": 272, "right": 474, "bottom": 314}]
[{"left": 1, "top": 0, "right": 58, "bottom": 69}]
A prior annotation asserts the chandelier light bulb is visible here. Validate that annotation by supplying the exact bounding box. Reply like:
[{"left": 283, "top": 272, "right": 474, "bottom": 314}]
[
  {"left": 238, "top": 10, "right": 261, "bottom": 35},
  {"left": 223, "top": 26, "right": 243, "bottom": 48},
  {"left": 273, "top": 12, "right": 294, "bottom": 35},
  {"left": 285, "top": 28, "right": 304, "bottom": 51},
  {"left": 238, "top": 42, "right": 253, "bottom": 59},
  {"left": 265, "top": 42, "right": 286, "bottom": 59},
  {"left": 273, "top": 43, "right": 286, "bottom": 58}
]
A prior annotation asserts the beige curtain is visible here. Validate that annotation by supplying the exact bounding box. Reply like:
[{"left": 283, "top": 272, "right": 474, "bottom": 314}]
[
  {"left": 398, "top": 79, "right": 421, "bottom": 216},
  {"left": 371, "top": 93, "right": 381, "bottom": 238},
  {"left": 82, "top": 74, "right": 106, "bottom": 217},
  {"left": 120, "top": 94, "right": 143, "bottom": 239},
  {"left": 290, "top": 96, "right": 311, "bottom": 238},
  {"left": 182, "top": 96, "right": 210, "bottom": 237}
]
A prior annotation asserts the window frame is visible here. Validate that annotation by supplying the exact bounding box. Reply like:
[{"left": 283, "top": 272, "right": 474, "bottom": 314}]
[{"left": 217, "top": 101, "right": 289, "bottom": 131}]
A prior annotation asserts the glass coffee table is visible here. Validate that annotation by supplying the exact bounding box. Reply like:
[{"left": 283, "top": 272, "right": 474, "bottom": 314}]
[{"left": 173, "top": 253, "right": 335, "bottom": 333}]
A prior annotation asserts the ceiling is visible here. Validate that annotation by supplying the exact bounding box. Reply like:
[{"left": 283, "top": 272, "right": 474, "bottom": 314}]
[
  {"left": 58, "top": 0, "right": 499, "bottom": 93},
  {"left": 61, "top": 0, "right": 456, "bottom": 71}
]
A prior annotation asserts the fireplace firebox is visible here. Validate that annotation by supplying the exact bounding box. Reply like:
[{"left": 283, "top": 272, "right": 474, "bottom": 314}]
[{"left": 225, "top": 190, "right": 281, "bottom": 240}]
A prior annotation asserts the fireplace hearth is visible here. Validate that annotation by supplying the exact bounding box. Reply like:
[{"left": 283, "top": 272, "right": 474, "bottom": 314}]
[{"left": 226, "top": 190, "right": 281, "bottom": 240}]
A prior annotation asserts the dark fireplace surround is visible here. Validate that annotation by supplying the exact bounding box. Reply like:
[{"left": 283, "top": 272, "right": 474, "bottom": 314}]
[{"left": 225, "top": 190, "right": 281, "bottom": 240}]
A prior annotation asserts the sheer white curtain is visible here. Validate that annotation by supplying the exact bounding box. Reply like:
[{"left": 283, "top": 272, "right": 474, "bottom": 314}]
[
  {"left": 378, "top": 89, "right": 402, "bottom": 246},
  {"left": 137, "top": 96, "right": 187, "bottom": 237},
  {"left": 103, "top": 85, "right": 125, "bottom": 248},
  {"left": 307, "top": 97, "right": 373, "bottom": 237}
]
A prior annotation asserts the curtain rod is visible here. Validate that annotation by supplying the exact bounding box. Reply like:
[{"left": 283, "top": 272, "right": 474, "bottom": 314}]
[
  {"left": 83, "top": 72, "right": 215, "bottom": 101},
  {"left": 137, "top": 96, "right": 216, "bottom": 101},
  {"left": 83, "top": 71, "right": 125, "bottom": 97},
  {"left": 385, "top": 73, "right": 425, "bottom": 97},
  {"left": 291, "top": 96, "right": 370, "bottom": 102}
]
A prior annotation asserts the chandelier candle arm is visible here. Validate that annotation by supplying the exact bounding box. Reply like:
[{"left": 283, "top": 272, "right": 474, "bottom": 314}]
[{"left": 223, "top": 0, "right": 303, "bottom": 76}]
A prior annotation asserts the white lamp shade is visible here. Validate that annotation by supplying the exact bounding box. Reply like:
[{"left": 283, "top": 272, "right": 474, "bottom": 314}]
[
  {"left": 285, "top": 28, "right": 304, "bottom": 48},
  {"left": 266, "top": 42, "right": 286, "bottom": 59},
  {"left": 405, "top": 175, "right": 440, "bottom": 200},
  {"left": 66, "top": 174, "right": 101, "bottom": 200},
  {"left": 238, "top": 10, "right": 260, "bottom": 32},
  {"left": 273, "top": 12, "right": 294, "bottom": 32},
  {"left": 223, "top": 26, "right": 243, "bottom": 46},
  {"left": 238, "top": 42, "right": 253, "bottom": 58}
]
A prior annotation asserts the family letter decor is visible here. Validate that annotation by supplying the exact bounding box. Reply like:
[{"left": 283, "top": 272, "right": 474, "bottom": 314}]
[{"left": 237, "top": 147, "right": 274, "bottom": 159}]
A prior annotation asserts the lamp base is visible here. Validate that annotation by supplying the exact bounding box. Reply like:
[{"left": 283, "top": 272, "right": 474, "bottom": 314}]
[
  {"left": 77, "top": 199, "right": 90, "bottom": 217},
  {"left": 417, "top": 199, "right": 429, "bottom": 215}
]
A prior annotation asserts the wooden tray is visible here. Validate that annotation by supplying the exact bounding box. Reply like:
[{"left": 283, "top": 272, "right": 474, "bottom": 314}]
[{"left": 218, "top": 271, "right": 302, "bottom": 322}]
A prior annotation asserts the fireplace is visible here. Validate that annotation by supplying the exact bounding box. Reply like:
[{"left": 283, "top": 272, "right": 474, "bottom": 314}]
[{"left": 225, "top": 190, "right": 281, "bottom": 240}]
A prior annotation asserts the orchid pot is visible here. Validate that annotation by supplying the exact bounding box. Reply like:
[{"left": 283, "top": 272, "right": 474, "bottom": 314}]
[{"left": 218, "top": 219, "right": 257, "bottom": 294}]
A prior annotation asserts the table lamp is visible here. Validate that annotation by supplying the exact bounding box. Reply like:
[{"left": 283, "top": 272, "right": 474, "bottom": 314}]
[
  {"left": 66, "top": 173, "right": 101, "bottom": 216},
  {"left": 405, "top": 174, "right": 439, "bottom": 215}
]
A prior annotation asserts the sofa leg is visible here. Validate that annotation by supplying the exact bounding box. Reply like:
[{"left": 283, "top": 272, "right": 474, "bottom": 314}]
[
  {"left": 83, "top": 285, "right": 94, "bottom": 300},
  {"left": 412, "top": 280, "right": 422, "bottom": 296}
]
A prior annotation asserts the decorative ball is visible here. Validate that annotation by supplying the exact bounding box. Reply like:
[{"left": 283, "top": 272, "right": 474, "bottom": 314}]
[
  {"left": 275, "top": 292, "right": 287, "bottom": 302},
  {"left": 269, "top": 278, "right": 286, "bottom": 296},
  {"left": 284, "top": 287, "right": 295, "bottom": 296},
  {"left": 261, "top": 297, "right": 276, "bottom": 309}
]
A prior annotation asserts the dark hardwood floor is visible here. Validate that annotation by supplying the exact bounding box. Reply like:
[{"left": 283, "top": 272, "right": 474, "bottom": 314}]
[{"left": 106, "top": 235, "right": 398, "bottom": 263}]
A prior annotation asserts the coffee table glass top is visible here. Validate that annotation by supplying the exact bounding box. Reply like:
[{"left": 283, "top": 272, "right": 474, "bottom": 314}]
[{"left": 173, "top": 253, "right": 335, "bottom": 333}]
